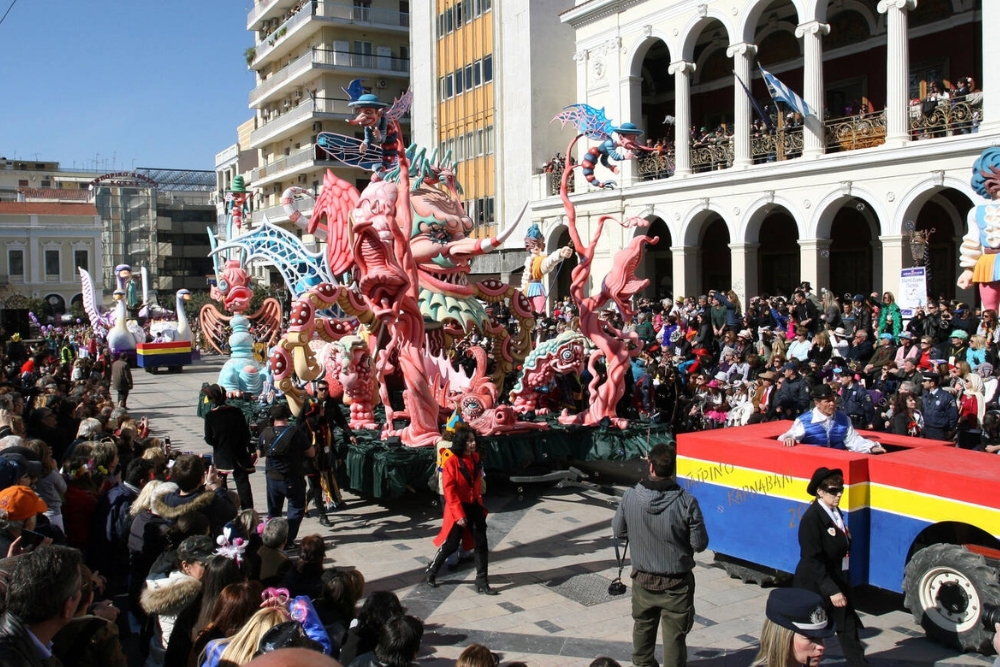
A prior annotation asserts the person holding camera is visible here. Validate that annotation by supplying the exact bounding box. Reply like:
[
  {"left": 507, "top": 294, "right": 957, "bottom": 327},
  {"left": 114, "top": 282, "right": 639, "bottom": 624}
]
[
  {"left": 612, "top": 443, "right": 708, "bottom": 667},
  {"left": 202, "top": 384, "right": 255, "bottom": 511}
]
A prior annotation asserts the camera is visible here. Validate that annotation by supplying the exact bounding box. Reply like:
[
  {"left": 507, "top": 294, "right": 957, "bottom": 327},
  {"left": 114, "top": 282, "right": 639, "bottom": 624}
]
[
  {"left": 983, "top": 602, "right": 1000, "bottom": 630},
  {"left": 202, "top": 453, "right": 213, "bottom": 467},
  {"left": 608, "top": 578, "right": 627, "bottom": 596}
]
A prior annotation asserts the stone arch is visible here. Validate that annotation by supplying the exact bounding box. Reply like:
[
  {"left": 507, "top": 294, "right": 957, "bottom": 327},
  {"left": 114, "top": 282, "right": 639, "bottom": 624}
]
[
  {"left": 627, "top": 33, "right": 675, "bottom": 78},
  {"left": 740, "top": 195, "right": 806, "bottom": 242},
  {"left": 678, "top": 12, "right": 737, "bottom": 63},
  {"left": 809, "top": 187, "right": 887, "bottom": 239},
  {"left": 545, "top": 221, "right": 577, "bottom": 307},
  {"left": 894, "top": 177, "right": 979, "bottom": 235},
  {"left": 629, "top": 35, "right": 675, "bottom": 145},
  {"left": 635, "top": 216, "right": 673, "bottom": 299},
  {"left": 755, "top": 21, "right": 803, "bottom": 67},
  {"left": 71, "top": 293, "right": 85, "bottom": 307},
  {"left": 682, "top": 204, "right": 735, "bottom": 246},
  {"left": 739, "top": 0, "right": 807, "bottom": 43}
]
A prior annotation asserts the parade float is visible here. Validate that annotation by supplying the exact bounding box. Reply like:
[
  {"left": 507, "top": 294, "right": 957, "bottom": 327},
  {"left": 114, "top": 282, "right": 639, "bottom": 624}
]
[{"left": 205, "top": 86, "right": 669, "bottom": 498}]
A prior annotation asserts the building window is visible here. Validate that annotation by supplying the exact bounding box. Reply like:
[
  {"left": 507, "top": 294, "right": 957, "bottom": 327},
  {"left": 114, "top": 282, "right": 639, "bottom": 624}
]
[
  {"left": 45, "top": 250, "right": 60, "bottom": 278},
  {"left": 485, "top": 125, "right": 494, "bottom": 154},
  {"left": 483, "top": 55, "right": 493, "bottom": 82},
  {"left": 445, "top": 73, "right": 454, "bottom": 98},
  {"left": 483, "top": 0, "right": 491, "bottom": 11},
  {"left": 486, "top": 196, "right": 495, "bottom": 223},
  {"left": 8, "top": 250, "right": 23, "bottom": 277},
  {"left": 455, "top": 68, "right": 464, "bottom": 95},
  {"left": 464, "top": 65, "right": 473, "bottom": 90},
  {"left": 74, "top": 250, "right": 88, "bottom": 272},
  {"left": 474, "top": 60, "right": 482, "bottom": 86},
  {"left": 445, "top": 7, "right": 453, "bottom": 33},
  {"left": 454, "top": 1, "right": 462, "bottom": 26},
  {"left": 475, "top": 129, "right": 484, "bottom": 155},
  {"left": 456, "top": 135, "right": 465, "bottom": 161}
]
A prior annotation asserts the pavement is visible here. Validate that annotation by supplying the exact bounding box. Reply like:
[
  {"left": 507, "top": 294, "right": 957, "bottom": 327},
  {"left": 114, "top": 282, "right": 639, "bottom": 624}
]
[{"left": 129, "top": 356, "right": 996, "bottom": 666}]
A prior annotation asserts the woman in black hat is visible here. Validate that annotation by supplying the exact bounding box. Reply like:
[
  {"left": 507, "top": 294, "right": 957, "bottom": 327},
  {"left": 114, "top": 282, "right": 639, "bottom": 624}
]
[
  {"left": 751, "top": 587, "right": 834, "bottom": 666},
  {"left": 793, "top": 467, "right": 867, "bottom": 666}
]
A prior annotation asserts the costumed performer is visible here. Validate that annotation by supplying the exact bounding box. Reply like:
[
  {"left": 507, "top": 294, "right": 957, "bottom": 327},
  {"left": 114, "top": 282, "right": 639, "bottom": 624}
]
[
  {"left": 521, "top": 224, "right": 573, "bottom": 315},
  {"left": 959, "top": 147, "right": 1000, "bottom": 311},
  {"left": 424, "top": 428, "right": 497, "bottom": 595}
]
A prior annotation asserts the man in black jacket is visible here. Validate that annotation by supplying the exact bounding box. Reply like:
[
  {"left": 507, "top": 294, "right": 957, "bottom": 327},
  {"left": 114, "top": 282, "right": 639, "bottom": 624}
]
[
  {"left": 612, "top": 443, "right": 708, "bottom": 667},
  {"left": 774, "top": 361, "right": 811, "bottom": 419},
  {"left": 203, "top": 384, "right": 255, "bottom": 510},
  {"left": 793, "top": 290, "right": 820, "bottom": 335},
  {"left": 0, "top": 545, "right": 82, "bottom": 667},
  {"left": 258, "top": 403, "right": 315, "bottom": 544}
]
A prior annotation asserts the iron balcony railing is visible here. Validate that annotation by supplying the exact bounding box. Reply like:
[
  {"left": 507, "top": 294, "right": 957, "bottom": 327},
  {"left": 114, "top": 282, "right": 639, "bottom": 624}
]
[
  {"left": 637, "top": 153, "right": 676, "bottom": 181},
  {"left": 824, "top": 110, "right": 887, "bottom": 152},
  {"left": 909, "top": 98, "right": 981, "bottom": 140},
  {"left": 323, "top": 2, "right": 409, "bottom": 27},
  {"left": 691, "top": 139, "right": 734, "bottom": 173},
  {"left": 313, "top": 47, "right": 409, "bottom": 73},
  {"left": 750, "top": 126, "right": 804, "bottom": 163}
]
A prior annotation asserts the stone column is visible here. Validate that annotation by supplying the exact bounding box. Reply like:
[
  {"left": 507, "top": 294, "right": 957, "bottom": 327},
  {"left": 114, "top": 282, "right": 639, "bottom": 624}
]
[
  {"left": 671, "top": 245, "right": 701, "bottom": 298},
  {"left": 669, "top": 60, "right": 696, "bottom": 177},
  {"left": 980, "top": 0, "right": 1000, "bottom": 134},
  {"left": 727, "top": 42, "right": 757, "bottom": 168},
  {"left": 730, "top": 242, "right": 760, "bottom": 306},
  {"left": 795, "top": 21, "right": 830, "bottom": 158},
  {"left": 619, "top": 74, "right": 643, "bottom": 187},
  {"left": 877, "top": 0, "right": 916, "bottom": 147},
  {"left": 798, "top": 238, "right": 831, "bottom": 292}
]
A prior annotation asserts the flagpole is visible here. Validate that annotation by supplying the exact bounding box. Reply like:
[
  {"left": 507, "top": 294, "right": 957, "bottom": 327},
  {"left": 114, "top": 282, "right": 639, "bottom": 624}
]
[{"left": 758, "top": 64, "right": 785, "bottom": 162}]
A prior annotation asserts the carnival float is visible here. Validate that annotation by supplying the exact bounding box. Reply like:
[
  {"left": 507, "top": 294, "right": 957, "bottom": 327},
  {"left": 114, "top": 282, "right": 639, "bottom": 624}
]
[{"left": 194, "top": 83, "right": 670, "bottom": 498}]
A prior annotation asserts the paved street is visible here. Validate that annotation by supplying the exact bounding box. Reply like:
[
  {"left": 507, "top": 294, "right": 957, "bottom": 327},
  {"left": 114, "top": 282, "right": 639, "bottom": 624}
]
[{"left": 130, "top": 356, "right": 994, "bottom": 666}]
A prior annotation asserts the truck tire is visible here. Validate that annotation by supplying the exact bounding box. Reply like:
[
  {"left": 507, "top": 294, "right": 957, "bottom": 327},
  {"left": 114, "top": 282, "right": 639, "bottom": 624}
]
[{"left": 903, "top": 543, "right": 1000, "bottom": 653}]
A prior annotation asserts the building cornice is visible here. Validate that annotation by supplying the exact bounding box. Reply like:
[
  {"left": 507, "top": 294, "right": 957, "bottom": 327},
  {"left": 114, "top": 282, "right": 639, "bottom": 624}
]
[{"left": 561, "top": 0, "right": 648, "bottom": 29}]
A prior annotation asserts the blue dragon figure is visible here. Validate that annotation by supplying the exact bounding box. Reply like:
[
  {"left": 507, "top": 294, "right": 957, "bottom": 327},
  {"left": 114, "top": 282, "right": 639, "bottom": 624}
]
[{"left": 554, "top": 104, "right": 650, "bottom": 189}]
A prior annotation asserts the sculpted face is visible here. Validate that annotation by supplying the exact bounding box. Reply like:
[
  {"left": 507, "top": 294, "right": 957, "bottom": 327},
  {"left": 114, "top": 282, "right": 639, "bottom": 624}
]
[{"left": 350, "top": 105, "right": 383, "bottom": 128}]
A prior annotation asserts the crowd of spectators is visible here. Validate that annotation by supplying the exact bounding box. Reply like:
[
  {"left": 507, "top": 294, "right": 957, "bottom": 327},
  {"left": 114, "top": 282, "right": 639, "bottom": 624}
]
[{"left": 530, "top": 285, "right": 1000, "bottom": 453}]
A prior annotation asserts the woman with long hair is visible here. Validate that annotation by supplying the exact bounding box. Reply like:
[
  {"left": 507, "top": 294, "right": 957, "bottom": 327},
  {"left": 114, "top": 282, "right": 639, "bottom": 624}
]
[
  {"left": 165, "top": 555, "right": 243, "bottom": 666},
  {"left": 891, "top": 392, "right": 924, "bottom": 437},
  {"left": 750, "top": 588, "right": 833, "bottom": 667},
  {"left": 338, "top": 591, "right": 404, "bottom": 666},
  {"left": 215, "top": 607, "right": 289, "bottom": 667},
  {"left": 958, "top": 373, "right": 987, "bottom": 449},
  {"left": 193, "top": 581, "right": 263, "bottom": 666},
  {"left": 876, "top": 292, "right": 902, "bottom": 343},
  {"left": 822, "top": 291, "right": 842, "bottom": 331}
]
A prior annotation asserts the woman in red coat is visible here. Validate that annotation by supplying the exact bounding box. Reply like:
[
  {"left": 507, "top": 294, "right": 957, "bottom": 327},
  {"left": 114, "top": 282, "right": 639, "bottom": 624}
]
[{"left": 424, "top": 429, "right": 498, "bottom": 595}]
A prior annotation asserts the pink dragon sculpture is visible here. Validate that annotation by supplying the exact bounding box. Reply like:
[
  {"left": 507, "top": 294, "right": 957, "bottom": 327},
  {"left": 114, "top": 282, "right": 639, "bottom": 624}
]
[
  {"left": 509, "top": 330, "right": 589, "bottom": 416},
  {"left": 555, "top": 134, "right": 657, "bottom": 428},
  {"left": 450, "top": 346, "right": 548, "bottom": 436}
]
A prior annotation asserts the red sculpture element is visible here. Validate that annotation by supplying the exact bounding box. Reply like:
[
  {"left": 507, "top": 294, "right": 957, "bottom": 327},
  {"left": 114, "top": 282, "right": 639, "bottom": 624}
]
[
  {"left": 351, "top": 163, "right": 442, "bottom": 447},
  {"left": 451, "top": 346, "right": 548, "bottom": 436},
  {"left": 509, "top": 331, "right": 588, "bottom": 416},
  {"left": 555, "top": 135, "right": 657, "bottom": 428},
  {"left": 324, "top": 335, "right": 378, "bottom": 430}
]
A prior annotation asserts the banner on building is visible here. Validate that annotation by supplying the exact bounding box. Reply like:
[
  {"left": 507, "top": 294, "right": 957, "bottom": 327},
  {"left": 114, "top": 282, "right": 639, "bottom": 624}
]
[{"left": 898, "top": 267, "right": 928, "bottom": 318}]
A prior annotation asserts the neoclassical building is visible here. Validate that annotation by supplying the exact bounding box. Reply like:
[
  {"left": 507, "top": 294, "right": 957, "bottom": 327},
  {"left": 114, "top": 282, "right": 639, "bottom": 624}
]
[{"left": 523, "top": 0, "right": 992, "bottom": 307}]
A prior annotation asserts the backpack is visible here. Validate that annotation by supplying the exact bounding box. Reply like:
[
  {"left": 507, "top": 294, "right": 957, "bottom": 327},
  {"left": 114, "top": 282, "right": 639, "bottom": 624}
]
[{"left": 267, "top": 426, "right": 295, "bottom": 459}]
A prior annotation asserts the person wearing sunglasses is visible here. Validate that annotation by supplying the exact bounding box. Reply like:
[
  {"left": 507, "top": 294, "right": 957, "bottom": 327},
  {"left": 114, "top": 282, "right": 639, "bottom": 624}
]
[{"left": 792, "top": 467, "right": 868, "bottom": 666}]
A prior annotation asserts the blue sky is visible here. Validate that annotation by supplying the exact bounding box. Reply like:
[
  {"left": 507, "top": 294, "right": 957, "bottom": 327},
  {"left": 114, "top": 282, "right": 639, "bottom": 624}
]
[{"left": 0, "top": 1, "right": 255, "bottom": 171}]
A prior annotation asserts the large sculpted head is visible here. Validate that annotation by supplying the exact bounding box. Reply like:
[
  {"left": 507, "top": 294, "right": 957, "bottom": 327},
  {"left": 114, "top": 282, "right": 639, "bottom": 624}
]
[{"left": 352, "top": 180, "right": 410, "bottom": 320}]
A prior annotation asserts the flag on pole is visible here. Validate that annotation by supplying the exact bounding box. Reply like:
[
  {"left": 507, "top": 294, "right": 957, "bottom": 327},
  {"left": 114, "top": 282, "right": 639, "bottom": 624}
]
[
  {"left": 733, "top": 71, "right": 775, "bottom": 131},
  {"left": 758, "top": 65, "right": 815, "bottom": 118}
]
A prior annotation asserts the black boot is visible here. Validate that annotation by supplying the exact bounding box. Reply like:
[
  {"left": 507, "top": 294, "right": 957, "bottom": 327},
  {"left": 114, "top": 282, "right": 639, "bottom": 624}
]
[
  {"left": 425, "top": 548, "right": 448, "bottom": 588},
  {"left": 474, "top": 549, "right": 498, "bottom": 595},
  {"left": 318, "top": 514, "right": 331, "bottom": 527}
]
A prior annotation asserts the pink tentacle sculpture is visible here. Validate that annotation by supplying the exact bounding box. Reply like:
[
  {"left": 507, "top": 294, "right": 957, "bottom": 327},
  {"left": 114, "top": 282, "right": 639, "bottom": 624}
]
[{"left": 554, "top": 134, "right": 657, "bottom": 428}]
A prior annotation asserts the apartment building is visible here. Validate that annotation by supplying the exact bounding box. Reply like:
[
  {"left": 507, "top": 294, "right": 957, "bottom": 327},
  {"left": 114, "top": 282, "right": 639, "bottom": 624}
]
[
  {"left": 410, "top": 0, "right": 578, "bottom": 281},
  {"left": 518, "top": 0, "right": 991, "bottom": 308},
  {"left": 244, "top": 0, "right": 411, "bottom": 232}
]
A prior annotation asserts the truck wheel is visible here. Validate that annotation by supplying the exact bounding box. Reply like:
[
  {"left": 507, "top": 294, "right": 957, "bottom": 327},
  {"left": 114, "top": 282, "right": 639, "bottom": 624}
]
[{"left": 903, "top": 543, "right": 1000, "bottom": 653}]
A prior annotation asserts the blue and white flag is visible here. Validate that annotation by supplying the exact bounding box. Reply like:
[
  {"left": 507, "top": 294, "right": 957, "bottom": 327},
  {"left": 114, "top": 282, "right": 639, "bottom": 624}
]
[{"left": 758, "top": 65, "right": 815, "bottom": 118}]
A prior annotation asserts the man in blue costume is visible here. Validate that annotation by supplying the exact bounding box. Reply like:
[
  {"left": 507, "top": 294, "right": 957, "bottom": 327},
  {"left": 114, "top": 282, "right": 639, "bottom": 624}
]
[{"left": 779, "top": 384, "right": 886, "bottom": 453}]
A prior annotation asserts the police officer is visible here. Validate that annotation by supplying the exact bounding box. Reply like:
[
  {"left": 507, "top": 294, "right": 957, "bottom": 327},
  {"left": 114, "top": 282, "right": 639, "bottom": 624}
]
[
  {"left": 921, "top": 372, "right": 958, "bottom": 441},
  {"left": 838, "top": 369, "right": 874, "bottom": 430}
]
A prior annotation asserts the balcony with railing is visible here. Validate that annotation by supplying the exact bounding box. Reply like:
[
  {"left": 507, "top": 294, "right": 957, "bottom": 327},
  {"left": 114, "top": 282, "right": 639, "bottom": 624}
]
[
  {"left": 313, "top": 47, "right": 409, "bottom": 74},
  {"left": 250, "top": 50, "right": 314, "bottom": 106},
  {"left": 249, "top": 97, "right": 354, "bottom": 148},
  {"left": 252, "top": 6, "right": 312, "bottom": 68},
  {"left": 637, "top": 153, "right": 676, "bottom": 182},
  {"left": 909, "top": 97, "right": 981, "bottom": 140},
  {"left": 247, "top": 0, "right": 292, "bottom": 29},
  {"left": 319, "top": 2, "right": 409, "bottom": 30},
  {"left": 824, "top": 111, "right": 887, "bottom": 152}
]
